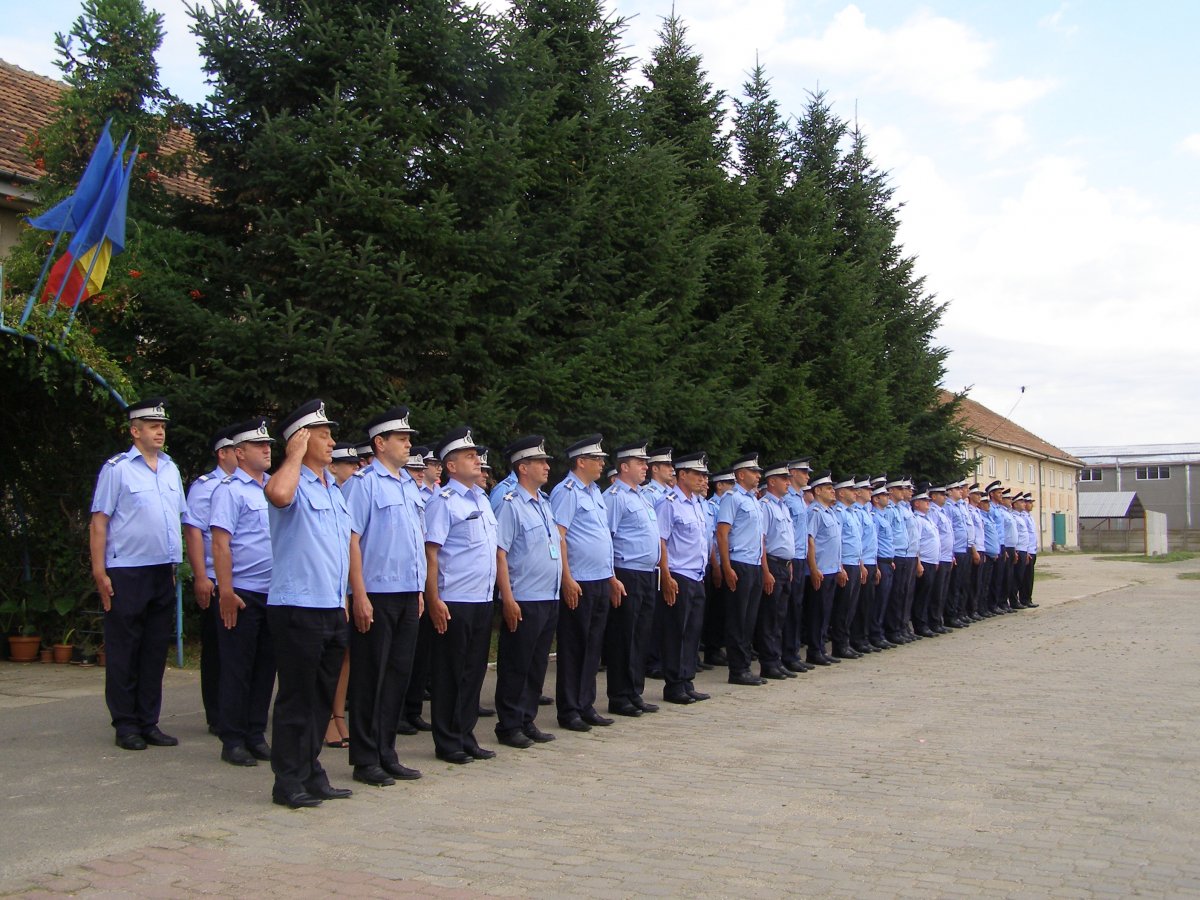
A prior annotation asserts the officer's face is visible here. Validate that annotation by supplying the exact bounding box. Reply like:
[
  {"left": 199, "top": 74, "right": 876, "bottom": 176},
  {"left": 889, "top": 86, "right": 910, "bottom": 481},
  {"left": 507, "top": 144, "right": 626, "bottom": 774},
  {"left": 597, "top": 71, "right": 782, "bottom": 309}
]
[
  {"left": 445, "top": 448, "right": 481, "bottom": 483},
  {"left": 131, "top": 419, "right": 166, "bottom": 450},
  {"left": 814, "top": 483, "right": 835, "bottom": 505},
  {"left": 734, "top": 468, "right": 759, "bottom": 491},
  {"left": 790, "top": 470, "right": 810, "bottom": 489},
  {"left": 873, "top": 494, "right": 890, "bottom": 509},
  {"left": 766, "top": 474, "right": 789, "bottom": 497},
  {"left": 305, "top": 426, "right": 335, "bottom": 467},
  {"left": 329, "top": 460, "right": 357, "bottom": 485},
  {"left": 836, "top": 487, "right": 854, "bottom": 505},
  {"left": 932, "top": 492, "right": 946, "bottom": 506},
  {"left": 237, "top": 441, "right": 272, "bottom": 473},
  {"left": 377, "top": 431, "right": 412, "bottom": 468},
  {"left": 855, "top": 488, "right": 871, "bottom": 504},
  {"left": 425, "top": 462, "right": 442, "bottom": 485},
  {"left": 519, "top": 458, "right": 551, "bottom": 488},
  {"left": 676, "top": 468, "right": 704, "bottom": 495},
  {"left": 913, "top": 498, "right": 930, "bottom": 513},
  {"left": 622, "top": 458, "right": 648, "bottom": 484},
  {"left": 713, "top": 481, "right": 732, "bottom": 496}
]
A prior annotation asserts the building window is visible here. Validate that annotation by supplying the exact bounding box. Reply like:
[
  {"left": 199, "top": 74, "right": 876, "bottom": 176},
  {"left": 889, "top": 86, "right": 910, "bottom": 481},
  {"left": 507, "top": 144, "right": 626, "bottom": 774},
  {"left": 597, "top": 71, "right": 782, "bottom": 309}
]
[
  {"left": 1135, "top": 466, "right": 1170, "bottom": 480},
  {"left": 988, "top": 456, "right": 995, "bottom": 476},
  {"left": 1078, "top": 468, "right": 1103, "bottom": 482},
  {"left": 1004, "top": 459, "right": 1010, "bottom": 479},
  {"left": 1017, "top": 462, "right": 1024, "bottom": 482},
  {"left": 1059, "top": 472, "right": 1065, "bottom": 488}
]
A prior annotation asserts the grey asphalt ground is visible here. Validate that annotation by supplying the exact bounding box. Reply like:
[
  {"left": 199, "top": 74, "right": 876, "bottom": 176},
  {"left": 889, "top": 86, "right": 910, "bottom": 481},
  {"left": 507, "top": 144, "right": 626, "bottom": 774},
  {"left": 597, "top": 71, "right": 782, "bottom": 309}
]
[{"left": 1, "top": 552, "right": 1198, "bottom": 898}]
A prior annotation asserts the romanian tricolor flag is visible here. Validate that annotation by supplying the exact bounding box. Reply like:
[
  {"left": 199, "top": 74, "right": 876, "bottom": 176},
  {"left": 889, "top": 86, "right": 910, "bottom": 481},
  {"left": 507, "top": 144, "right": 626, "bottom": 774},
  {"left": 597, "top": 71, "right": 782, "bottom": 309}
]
[{"left": 27, "top": 125, "right": 136, "bottom": 308}]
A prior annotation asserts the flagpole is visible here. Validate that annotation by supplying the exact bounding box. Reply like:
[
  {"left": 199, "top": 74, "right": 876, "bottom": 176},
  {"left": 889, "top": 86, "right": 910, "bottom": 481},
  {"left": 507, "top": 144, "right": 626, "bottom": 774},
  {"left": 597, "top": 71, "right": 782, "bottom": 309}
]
[{"left": 19, "top": 227, "right": 70, "bottom": 326}]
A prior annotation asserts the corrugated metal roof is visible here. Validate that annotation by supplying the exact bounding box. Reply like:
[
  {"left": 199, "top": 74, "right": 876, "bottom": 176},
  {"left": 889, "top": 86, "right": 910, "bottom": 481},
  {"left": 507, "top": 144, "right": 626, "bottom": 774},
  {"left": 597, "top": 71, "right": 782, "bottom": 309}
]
[
  {"left": 1064, "top": 443, "right": 1200, "bottom": 466},
  {"left": 1079, "top": 491, "right": 1144, "bottom": 519}
]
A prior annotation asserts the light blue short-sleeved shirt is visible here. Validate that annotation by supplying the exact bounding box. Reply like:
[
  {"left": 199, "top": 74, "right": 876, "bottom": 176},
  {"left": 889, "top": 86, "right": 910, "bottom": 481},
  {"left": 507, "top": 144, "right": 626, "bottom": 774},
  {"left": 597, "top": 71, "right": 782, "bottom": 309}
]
[
  {"left": 915, "top": 511, "right": 941, "bottom": 564},
  {"left": 183, "top": 467, "right": 225, "bottom": 579},
  {"left": 782, "top": 487, "right": 809, "bottom": 561},
  {"left": 891, "top": 502, "right": 914, "bottom": 557},
  {"left": 762, "top": 493, "right": 795, "bottom": 560},
  {"left": 268, "top": 466, "right": 351, "bottom": 608},
  {"left": 424, "top": 478, "right": 498, "bottom": 603},
  {"left": 998, "top": 505, "right": 1018, "bottom": 548},
  {"left": 489, "top": 470, "right": 519, "bottom": 515},
  {"left": 91, "top": 446, "right": 185, "bottom": 568},
  {"left": 343, "top": 460, "right": 427, "bottom": 594},
  {"left": 948, "top": 499, "right": 971, "bottom": 553},
  {"left": 657, "top": 486, "right": 708, "bottom": 582},
  {"left": 718, "top": 484, "right": 765, "bottom": 566},
  {"left": 835, "top": 501, "right": 863, "bottom": 567},
  {"left": 807, "top": 502, "right": 843, "bottom": 575},
  {"left": 903, "top": 502, "right": 922, "bottom": 558},
  {"left": 607, "top": 480, "right": 660, "bottom": 572},
  {"left": 855, "top": 503, "right": 878, "bottom": 565},
  {"left": 208, "top": 468, "right": 273, "bottom": 593},
  {"left": 496, "top": 484, "right": 561, "bottom": 602},
  {"left": 872, "top": 505, "right": 894, "bottom": 559},
  {"left": 550, "top": 472, "right": 614, "bottom": 582},
  {"left": 930, "top": 502, "right": 955, "bottom": 563}
]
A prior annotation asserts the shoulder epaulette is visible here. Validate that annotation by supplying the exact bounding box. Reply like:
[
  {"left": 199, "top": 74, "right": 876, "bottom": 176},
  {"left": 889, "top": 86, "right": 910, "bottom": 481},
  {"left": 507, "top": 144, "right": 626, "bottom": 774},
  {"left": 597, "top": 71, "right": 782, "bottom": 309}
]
[
  {"left": 503, "top": 492, "right": 515, "bottom": 502},
  {"left": 440, "top": 489, "right": 453, "bottom": 499},
  {"left": 605, "top": 486, "right": 617, "bottom": 495},
  {"left": 352, "top": 468, "right": 367, "bottom": 478},
  {"left": 105, "top": 454, "right": 123, "bottom": 466},
  {"left": 197, "top": 473, "right": 211, "bottom": 483},
  {"left": 221, "top": 474, "right": 236, "bottom": 485},
  {"left": 662, "top": 492, "right": 675, "bottom": 502},
  {"left": 562, "top": 479, "right": 575, "bottom": 489}
]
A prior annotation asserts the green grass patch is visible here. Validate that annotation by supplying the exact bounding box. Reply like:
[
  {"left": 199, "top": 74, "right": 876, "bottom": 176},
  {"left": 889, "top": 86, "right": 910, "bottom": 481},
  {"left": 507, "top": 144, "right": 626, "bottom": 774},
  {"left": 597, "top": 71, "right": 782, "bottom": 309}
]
[
  {"left": 1094, "top": 551, "right": 1197, "bottom": 564},
  {"left": 1177, "top": 572, "right": 1200, "bottom": 581},
  {"left": 1034, "top": 570, "right": 1061, "bottom": 582}
]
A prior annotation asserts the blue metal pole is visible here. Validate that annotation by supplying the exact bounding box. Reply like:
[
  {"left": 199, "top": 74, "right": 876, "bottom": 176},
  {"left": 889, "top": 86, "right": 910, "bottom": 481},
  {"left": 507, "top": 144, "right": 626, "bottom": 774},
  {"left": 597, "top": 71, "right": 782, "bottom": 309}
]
[
  {"left": 176, "top": 578, "right": 184, "bottom": 668},
  {"left": 19, "top": 227, "right": 70, "bottom": 326}
]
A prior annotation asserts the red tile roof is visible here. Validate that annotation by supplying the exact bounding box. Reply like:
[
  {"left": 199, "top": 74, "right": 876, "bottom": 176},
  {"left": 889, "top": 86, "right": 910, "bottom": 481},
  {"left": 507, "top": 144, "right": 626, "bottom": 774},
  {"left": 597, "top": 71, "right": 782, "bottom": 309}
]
[
  {"left": 0, "top": 58, "right": 211, "bottom": 204},
  {"left": 940, "top": 389, "right": 1083, "bottom": 466}
]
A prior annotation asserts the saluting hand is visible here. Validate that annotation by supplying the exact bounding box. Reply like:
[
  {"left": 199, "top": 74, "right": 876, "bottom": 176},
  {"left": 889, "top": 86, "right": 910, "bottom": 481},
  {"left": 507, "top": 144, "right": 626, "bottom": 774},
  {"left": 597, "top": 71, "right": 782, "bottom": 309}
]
[
  {"left": 219, "top": 590, "right": 246, "bottom": 629},
  {"left": 285, "top": 426, "right": 310, "bottom": 459}
]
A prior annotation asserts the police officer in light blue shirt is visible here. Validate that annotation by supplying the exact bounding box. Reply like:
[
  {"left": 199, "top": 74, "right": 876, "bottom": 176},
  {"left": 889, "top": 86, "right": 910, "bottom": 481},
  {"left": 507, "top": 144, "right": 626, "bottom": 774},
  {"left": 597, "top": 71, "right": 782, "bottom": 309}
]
[
  {"left": 911, "top": 484, "right": 941, "bottom": 636},
  {"left": 830, "top": 476, "right": 866, "bottom": 658},
  {"left": 641, "top": 447, "right": 674, "bottom": 678},
  {"left": 182, "top": 425, "right": 239, "bottom": 735},
  {"left": 755, "top": 463, "right": 797, "bottom": 680},
  {"left": 966, "top": 484, "right": 988, "bottom": 619},
  {"left": 702, "top": 469, "right": 736, "bottom": 666},
  {"left": 656, "top": 452, "right": 712, "bottom": 704},
  {"left": 869, "top": 482, "right": 897, "bottom": 648},
  {"left": 928, "top": 486, "right": 955, "bottom": 632},
  {"left": 263, "top": 399, "right": 354, "bottom": 808},
  {"left": 551, "top": 434, "right": 620, "bottom": 732},
  {"left": 209, "top": 418, "right": 276, "bottom": 769},
  {"left": 850, "top": 478, "right": 880, "bottom": 654},
  {"left": 90, "top": 397, "right": 186, "bottom": 752},
  {"left": 717, "top": 453, "right": 769, "bottom": 684},
  {"left": 605, "top": 442, "right": 666, "bottom": 716},
  {"left": 341, "top": 406, "right": 425, "bottom": 787},
  {"left": 804, "top": 471, "right": 843, "bottom": 665},
  {"left": 493, "top": 436, "right": 563, "bottom": 748},
  {"left": 781, "top": 459, "right": 814, "bottom": 672},
  {"left": 488, "top": 465, "right": 518, "bottom": 515},
  {"left": 423, "top": 427, "right": 499, "bottom": 764}
]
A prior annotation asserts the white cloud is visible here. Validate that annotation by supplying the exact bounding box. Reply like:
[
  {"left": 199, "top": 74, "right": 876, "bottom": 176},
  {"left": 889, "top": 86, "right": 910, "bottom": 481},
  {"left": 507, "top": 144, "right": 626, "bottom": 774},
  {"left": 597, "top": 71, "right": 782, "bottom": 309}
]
[
  {"left": 1038, "top": 3, "right": 1079, "bottom": 38},
  {"left": 1179, "top": 133, "right": 1200, "bottom": 157}
]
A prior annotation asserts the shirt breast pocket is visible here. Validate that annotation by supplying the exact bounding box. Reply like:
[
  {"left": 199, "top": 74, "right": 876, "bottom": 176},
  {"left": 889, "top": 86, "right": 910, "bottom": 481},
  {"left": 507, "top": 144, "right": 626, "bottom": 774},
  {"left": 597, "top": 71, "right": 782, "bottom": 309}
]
[
  {"left": 126, "top": 482, "right": 154, "bottom": 507},
  {"left": 465, "top": 514, "right": 485, "bottom": 547},
  {"left": 246, "top": 493, "right": 268, "bottom": 526}
]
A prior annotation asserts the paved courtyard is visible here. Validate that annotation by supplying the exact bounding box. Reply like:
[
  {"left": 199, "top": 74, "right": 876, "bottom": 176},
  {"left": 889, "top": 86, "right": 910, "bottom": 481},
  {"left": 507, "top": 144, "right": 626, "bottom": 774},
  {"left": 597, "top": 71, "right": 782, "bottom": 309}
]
[{"left": 2, "top": 553, "right": 1199, "bottom": 898}]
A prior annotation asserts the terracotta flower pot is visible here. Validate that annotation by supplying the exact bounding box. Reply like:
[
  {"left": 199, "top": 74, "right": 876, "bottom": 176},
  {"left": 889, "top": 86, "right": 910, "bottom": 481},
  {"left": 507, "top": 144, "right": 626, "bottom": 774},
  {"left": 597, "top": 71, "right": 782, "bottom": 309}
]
[
  {"left": 7, "top": 635, "right": 41, "bottom": 663},
  {"left": 40, "top": 647, "right": 54, "bottom": 663},
  {"left": 53, "top": 644, "right": 74, "bottom": 664}
]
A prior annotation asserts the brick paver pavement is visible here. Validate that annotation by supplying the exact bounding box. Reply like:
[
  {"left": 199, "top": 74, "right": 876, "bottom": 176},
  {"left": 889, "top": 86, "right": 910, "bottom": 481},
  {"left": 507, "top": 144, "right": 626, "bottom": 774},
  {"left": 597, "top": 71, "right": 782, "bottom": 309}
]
[{"left": 2, "top": 553, "right": 1198, "bottom": 897}]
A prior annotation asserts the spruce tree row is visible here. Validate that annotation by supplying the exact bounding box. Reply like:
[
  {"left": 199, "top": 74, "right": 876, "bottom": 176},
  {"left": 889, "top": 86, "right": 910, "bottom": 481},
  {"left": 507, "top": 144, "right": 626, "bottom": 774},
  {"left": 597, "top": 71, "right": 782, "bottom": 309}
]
[{"left": 13, "top": 0, "right": 967, "bottom": 485}]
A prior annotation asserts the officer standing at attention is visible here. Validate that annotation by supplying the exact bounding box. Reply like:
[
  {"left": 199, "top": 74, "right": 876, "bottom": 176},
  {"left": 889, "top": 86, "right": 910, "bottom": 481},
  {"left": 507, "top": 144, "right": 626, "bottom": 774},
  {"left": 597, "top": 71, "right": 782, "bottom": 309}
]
[
  {"left": 850, "top": 477, "right": 880, "bottom": 655},
  {"left": 263, "top": 400, "right": 354, "bottom": 808},
  {"left": 209, "top": 418, "right": 276, "bottom": 768},
  {"left": 605, "top": 442, "right": 665, "bottom": 716},
  {"left": 946, "top": 481, "right": 976, "bottom": 627},
  {"left": 910, "top": 485, "right": 941, "bottom": 638},
  {"left": 343, "top": 406, "right": 425, "bottom": 787},
  {"left": 488, "top": 458, "right": 518, "bottom": 515},
  {"left": 551, "top": 435, "right": 620, "bottom": 732},
  {"left": 702, "top": 469, "right": 735, "bottom": 667},
  {"left": 869, "top": 482, "right": 897, "bottom": 649},
  {"left": 423, "top": 428, "right": 499, "bottom": 764},
  {"left": 493, "top": 436, "right": 563, "bottom": 748},
  {"left": 655, "top": 452, "right": 713, "bottom": 703},
  {"left": 90, "top": 398, "right": 186, "bottom": 751},
  {"left": 717, "top": 453, "right": 770, "bottom": 685},
  {"left": 641, "top": 448, "right": 675, "bottom": 679},
  {"left": 985, "top": 481, "right": 1013, "bottom": 614},
  {"left": 183, "top": 425, "right": 239, "bottom": 736},
  {"left": 803, "top": 471, "right": 842, "bottom": 666},
  {"left": 883, "top": 477, "right": 914, "bottom": 644},
  {"left": 329, "top": 443, "right": 360, "bottom": 486},
  {"left": 829, "top": 476, "right": 866, "bottom": 660},
  {"left": 928, "top": 485, "right": 954, "bottom": 633},
  {"left": 755, "top": 463, "right": 796, "bottom": 680},
  {"left": 977, "top": 489, "right": 1001, "bottom": 616},
  {"left": 781, "top": 459, "right": 813, "bottom": 673},
  {"left": 1020, "top": 494, "right": 1039, "bottom": 608},
  {"left": 966, "top": 484, "right": 987, "bottom": 620}
]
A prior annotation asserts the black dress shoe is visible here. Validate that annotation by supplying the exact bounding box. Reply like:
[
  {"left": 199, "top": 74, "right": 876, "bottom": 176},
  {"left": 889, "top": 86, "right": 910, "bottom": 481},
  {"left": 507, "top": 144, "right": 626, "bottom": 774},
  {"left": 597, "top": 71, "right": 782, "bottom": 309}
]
[
  {"left": 560, "top": 717, "right": 592, "bottom": 732},
  {"left": 632, "top": 698, "right": 659, "bottom": 713},
  {"left": 381, "top": 760, "right": 422, "bottom": 780},
  {"left": 580, "top": 710, "right": 612, "bottom": 727},
  {"left": 353, "top": 765, "right": 395, "bottom": 786},
  {"left": 696, "top": 660, "right": 714, "bottom": 671},
  {"left": 782, "top": 659, "right": 808, "bottom": 673},
  {"left": 478, "top": 706, "right": 496, "bottom": 717},
  {"left": 728, "top": 671, "right": 765, "bottom": 685},
  {"left": 664, "top": 692, "right": 696, "bottom": 704},
  {"left": 466, "top": 745, "right": 497, "bottom": 760},
  {"left": 831, "top": 646, "right": 861, "bottom": 659},
  {"left": 806, "top": 655, "right": 832, "bottom": 666},
  {"left": 142, "top": 727, "right": 179, "bottom": 747},
  {"left": 686, "top": 689, "right": 711, "bottom": 701},
  {"left": 272, "top": 789, "right": 321, "bottom": 808},
  {"left": 221, "top": 744, "right": 257, "bottom": 767},
  {"left": 247, "top": 741, "right": 272, "bottom": 761},
  {"left": 915, "top": 627, "right": 936, "bottom": 637},
  {"left": 522, "top": 723, "right": 556, "bottom": 743},
  {"left": 436, "top": 750, "right": 474, "bottom": 764},
  {"left": 645, "top": 668, "right": 664, "bottom": 680},
  {"left": 760, "top": 667, "right": 790, "bottom": 680},
  {"left": 496, "top": 728, "right": 534, "bottom": 749},
  {"left": 851, "top": 643, "right": 875, "bottom": 654},
  {"left": 115, "top": 733, "right": 147, "bottom": 751},
  {"left": 538, "top": 694, "right": 553, "bottom": 705},
  {"left": 306, "top": 781, "right": 353, "bottom": 800},
  {"left": 1022, "top": 602, "right": 1038, "bottom": 608},
  {"left": 704, "top": 649, "right": 728, "bottom": 666},
  {"left": 409, "top": 716, "right": 433, "bottom": 732},
  {"left": 608, "top": 702, "right": 643, "bottom": 717},
  {"left": 395, "top": 719, "right": 418, "bottom": 735}
]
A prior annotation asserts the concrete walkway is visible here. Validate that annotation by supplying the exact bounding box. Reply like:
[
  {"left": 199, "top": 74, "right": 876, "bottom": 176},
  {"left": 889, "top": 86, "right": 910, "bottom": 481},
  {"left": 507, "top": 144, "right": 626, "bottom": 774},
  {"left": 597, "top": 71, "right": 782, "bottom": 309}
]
[{"left": 1, "top": 552, "right": 1198, "bottom": 898}]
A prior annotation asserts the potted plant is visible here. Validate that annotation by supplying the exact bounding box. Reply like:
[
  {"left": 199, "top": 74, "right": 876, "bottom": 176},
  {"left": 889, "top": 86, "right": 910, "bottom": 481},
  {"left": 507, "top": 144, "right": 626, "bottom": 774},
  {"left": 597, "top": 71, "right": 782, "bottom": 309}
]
[
  {"left": 1, "top": 589, "right": 47, "bottom": 663},
  {"left": 53, "top": 627, "right": 76, "bottom": 664},
  {"left": 76, "top": 637, "right": 99, "bottom": 668},
  {"left": 40, "top": 640, "right": 54, "bottom": 664}
]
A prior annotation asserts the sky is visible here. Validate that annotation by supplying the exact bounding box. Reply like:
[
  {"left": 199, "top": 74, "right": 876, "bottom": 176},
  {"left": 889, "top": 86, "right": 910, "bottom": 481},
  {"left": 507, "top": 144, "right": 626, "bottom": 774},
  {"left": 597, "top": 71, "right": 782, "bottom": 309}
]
[{"left": 3, "top": 0, "right": 1197, "bottom": 448}]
